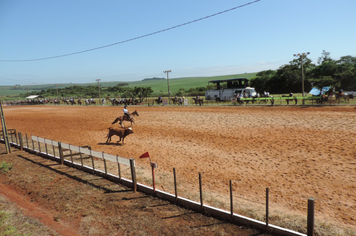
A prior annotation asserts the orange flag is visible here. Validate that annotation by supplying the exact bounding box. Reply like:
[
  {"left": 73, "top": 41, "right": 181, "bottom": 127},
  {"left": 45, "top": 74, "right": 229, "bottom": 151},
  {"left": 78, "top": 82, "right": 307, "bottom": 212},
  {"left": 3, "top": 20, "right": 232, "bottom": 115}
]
[{"left": 139, "top": 152, "right": 150, "bottom": 159}]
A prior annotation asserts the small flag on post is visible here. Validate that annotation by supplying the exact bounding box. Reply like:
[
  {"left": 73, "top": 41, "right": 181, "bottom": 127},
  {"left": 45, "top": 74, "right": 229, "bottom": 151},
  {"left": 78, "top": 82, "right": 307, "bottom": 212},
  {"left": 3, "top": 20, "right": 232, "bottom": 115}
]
[{"left": 139, "top": 152, "right": 150, "bottom": 159}]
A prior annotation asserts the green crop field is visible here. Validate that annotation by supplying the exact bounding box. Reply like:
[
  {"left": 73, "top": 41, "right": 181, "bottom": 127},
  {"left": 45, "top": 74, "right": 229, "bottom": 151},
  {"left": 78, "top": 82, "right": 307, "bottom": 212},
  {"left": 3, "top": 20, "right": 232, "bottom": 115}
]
[{"left": 0, "top": 73, "right": 257, "bottom": 97}]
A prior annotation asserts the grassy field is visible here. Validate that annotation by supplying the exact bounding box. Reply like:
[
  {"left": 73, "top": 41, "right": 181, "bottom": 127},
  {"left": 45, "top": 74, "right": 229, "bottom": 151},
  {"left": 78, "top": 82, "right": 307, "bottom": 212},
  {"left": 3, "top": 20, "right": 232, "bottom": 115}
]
[{"left": 0, "top": 73, "right": 256, "bottom": 98}]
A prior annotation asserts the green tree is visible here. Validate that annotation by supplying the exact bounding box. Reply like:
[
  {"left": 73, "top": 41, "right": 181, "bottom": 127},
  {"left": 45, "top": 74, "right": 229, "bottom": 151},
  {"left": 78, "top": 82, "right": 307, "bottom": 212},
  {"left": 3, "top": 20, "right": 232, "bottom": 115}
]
[{"left": 132, "top": 87, "right": 153, "bottom": 100}]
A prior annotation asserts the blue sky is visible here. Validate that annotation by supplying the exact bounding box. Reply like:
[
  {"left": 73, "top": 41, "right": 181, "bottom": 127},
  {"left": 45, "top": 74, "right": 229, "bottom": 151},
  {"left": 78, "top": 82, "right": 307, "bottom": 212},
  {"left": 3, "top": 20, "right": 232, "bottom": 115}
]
[{"left": 0, "top": 0, "right": 355, "bottom": 86}]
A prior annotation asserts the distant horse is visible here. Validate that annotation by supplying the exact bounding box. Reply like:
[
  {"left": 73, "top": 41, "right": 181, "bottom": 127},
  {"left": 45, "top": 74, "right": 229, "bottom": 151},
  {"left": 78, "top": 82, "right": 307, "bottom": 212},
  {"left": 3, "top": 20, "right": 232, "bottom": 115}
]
[
  {"left": 155, "top": 98, "right": 163, "bottom": 105},
  {"left": 111, "top": 110, "right": 139, "bottom": 127},
  {"left": 192, "top": 97, "right": 203, "bottom": 106}
]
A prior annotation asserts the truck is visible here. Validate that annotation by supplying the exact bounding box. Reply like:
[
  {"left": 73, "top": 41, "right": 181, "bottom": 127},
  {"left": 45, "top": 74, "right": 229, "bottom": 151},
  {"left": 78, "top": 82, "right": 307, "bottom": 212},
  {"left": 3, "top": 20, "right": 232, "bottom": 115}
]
[
  {"left": 205, "top": 78, "right": 257, "bottom": 101},
  {"left": 343, "top": 91, "right": 356, "bottom": 97}
]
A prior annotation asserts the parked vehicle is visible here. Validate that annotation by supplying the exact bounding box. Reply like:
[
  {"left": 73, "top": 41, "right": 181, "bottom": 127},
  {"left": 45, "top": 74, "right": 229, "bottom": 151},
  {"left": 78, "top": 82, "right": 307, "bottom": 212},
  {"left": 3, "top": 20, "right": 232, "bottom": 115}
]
[{"left": 205, "top": 78, "right": 256, "bottom": 101}]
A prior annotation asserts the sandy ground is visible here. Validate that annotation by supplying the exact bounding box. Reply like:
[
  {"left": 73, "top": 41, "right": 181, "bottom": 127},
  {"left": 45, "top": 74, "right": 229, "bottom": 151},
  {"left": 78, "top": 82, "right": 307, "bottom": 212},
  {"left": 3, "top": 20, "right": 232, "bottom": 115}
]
[{"left": 2, "top": 104, "right": 356, "bottom": 232}]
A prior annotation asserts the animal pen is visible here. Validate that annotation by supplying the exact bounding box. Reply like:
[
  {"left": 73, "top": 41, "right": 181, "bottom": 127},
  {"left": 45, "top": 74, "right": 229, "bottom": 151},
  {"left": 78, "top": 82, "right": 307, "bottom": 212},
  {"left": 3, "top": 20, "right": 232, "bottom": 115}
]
[{"left": 0, "top": 128, "right": 320, "bottom": 236}]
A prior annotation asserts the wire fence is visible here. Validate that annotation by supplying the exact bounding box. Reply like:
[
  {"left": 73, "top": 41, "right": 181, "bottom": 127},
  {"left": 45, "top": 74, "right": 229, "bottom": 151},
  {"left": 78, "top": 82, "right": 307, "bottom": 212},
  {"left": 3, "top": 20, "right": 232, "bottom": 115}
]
[{"left": 0, "top": 128, "right": 320, "bottom": 236}]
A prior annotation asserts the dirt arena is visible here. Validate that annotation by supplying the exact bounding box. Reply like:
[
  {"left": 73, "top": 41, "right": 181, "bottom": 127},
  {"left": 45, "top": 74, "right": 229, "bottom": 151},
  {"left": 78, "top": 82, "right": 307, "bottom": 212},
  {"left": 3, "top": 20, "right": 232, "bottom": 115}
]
[{"left": 3, "top": 105, "right": 356, "bottom": 232}]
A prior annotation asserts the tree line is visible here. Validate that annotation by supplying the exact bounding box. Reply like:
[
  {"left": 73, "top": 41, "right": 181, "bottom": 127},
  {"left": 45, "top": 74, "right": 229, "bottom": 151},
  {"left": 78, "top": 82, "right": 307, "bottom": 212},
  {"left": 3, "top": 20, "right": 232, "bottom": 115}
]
[
  {"left": 15, "top": 51, "right": 356, "bottom": 100},
  {"left": 250, "top": 51, "right": 356, "bottom": 94},
  {"left": 20, "top": 84, "right": 209, "bottom": 100}
]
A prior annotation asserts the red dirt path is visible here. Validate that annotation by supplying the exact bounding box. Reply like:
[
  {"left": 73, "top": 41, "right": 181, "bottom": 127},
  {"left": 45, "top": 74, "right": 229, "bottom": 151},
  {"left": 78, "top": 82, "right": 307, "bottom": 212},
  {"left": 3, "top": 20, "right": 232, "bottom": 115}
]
[{"left": 3, "top": 105, "right": 356, "bottom": 232}]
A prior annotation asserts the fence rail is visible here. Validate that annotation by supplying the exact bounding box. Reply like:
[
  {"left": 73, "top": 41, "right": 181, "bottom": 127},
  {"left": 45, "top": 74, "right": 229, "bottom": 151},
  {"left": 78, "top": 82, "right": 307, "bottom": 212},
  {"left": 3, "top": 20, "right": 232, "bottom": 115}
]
[
  {"left": 2, "top": 94, "right": 355, "bottom": 107},
  {"left": 0, "top": 129, "right": 315, "bottom": 236}
]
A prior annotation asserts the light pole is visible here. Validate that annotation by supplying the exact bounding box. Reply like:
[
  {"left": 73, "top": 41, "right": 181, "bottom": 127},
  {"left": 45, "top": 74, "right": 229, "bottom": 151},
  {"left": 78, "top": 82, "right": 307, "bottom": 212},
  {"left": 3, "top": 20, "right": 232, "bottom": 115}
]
[
  {"left": 164, "top": 70, "right": 171, "bottom": 104},
  {"left": 96, "top": 79, "right": 101, "bottom": 104},
  {"left": 294, "top": 52, "right": 310, "bottom": 104}
]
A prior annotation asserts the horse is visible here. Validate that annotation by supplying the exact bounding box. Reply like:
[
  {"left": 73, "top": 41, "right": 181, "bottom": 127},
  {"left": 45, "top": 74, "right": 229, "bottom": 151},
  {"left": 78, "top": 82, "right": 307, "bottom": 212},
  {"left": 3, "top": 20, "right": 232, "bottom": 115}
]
[
  {"left": 192, "top": 97, "right": 204, "bottom": 106},
  {"left": 155, "top": 98, "right": 163, "bottom": 105},
  {"left": 111, "top": 110, "right": 139, "bottom": 127}
]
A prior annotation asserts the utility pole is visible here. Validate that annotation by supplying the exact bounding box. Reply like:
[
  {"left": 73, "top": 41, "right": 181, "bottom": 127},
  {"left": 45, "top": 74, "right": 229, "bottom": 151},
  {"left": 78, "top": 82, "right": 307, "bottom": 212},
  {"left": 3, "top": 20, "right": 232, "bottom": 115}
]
[
  {"left": 96, "top": 79, "right": 101, "bottom": 104},
  {"left": 163, "top": 70, "right": 172, "bottom": 104},
  {"left": 55, "top": 84, "right": 58, "bottom": 96},
  {"left": 294, "top": 52, "right": 310, "bottom": 105}
]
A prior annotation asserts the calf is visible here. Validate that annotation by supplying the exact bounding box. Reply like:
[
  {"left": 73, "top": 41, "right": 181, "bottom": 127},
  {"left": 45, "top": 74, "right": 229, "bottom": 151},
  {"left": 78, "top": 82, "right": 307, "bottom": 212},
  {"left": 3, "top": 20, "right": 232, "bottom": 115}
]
[{"left": 106, "top": 127, "right": 134, "bottom": 145}]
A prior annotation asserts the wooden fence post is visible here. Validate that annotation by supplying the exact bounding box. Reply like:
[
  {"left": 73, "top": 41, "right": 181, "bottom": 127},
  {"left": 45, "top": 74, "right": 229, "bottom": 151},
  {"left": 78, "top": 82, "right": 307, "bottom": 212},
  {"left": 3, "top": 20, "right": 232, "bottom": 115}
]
[
  {"left": 14, "top": 129, "right": 17, "bottom": 145},
  {"left": 199, "top": 173, "right": 203, "bottom": 211},
  {"left": 173, "top": 168, "right": 178, "bottom": 203},
  {"left": 130, "top": 158, "right": 137, "bottom": 192},
  {"left": 25, "top": 134, "right": 29, "bottom": 149},
  {"left": 10, "top": 130, "right": 14, "bottom": 143},
  {"left": 69, "top": 144, "right": 74, "bottom": 165},
  {"left": 116, "top": 155, "right": 121, "bottom": 182},
  {"left": 103, "top": 152, "right": 107, "bottom": 177},
  {"left": 37, "top": 136, "right": 41, "bottom": 153},
  {"left": 79, "top": 147, "right": 84, "bottom": 168},
  {"left": 266, "top": 187, "right": 269, "bottom": 228},
  {"left": 230, "top": 180, "right": 233, "bottom": 221},
  {"left": 44, "top": 138, "right": 48, "bottom": 154},
  {"left": 58, "top": 142, "right": 64, "bottom": 164},
  {"left": 18, "top": 132, "right": 23, "bottom": 151},
  {"left": 90, "top": 149, "right": 95, "bottom": 174},
  {"left": 307, "top": 197, "right": 315, "bottom": 236},
  {"left": 32, "top": 136, "right": 35, "bottom": 152},
  {"left": 51, "top": 140, "right": 56, "bottom": 157}
]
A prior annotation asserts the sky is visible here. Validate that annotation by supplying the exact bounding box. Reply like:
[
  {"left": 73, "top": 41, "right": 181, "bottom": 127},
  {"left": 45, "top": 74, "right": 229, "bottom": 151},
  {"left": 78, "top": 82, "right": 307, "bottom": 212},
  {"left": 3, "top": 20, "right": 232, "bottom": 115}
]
[{"left": 0, "top": 0, "right": 355, "bottom": 86}]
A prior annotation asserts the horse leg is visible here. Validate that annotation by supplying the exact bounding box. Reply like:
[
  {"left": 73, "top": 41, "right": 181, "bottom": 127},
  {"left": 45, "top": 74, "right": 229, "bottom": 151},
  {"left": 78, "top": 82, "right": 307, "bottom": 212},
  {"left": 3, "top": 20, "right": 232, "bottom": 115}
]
[{"left": 106, "top": 134, "right": 111, "bottom": 143}]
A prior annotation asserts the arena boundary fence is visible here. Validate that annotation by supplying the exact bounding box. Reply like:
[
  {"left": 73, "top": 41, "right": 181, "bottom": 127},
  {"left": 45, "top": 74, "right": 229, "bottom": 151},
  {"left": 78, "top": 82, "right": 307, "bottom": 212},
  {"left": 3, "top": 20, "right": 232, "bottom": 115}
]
[{"left": 1, "top": 130, "right": 315, "bottom": 236}]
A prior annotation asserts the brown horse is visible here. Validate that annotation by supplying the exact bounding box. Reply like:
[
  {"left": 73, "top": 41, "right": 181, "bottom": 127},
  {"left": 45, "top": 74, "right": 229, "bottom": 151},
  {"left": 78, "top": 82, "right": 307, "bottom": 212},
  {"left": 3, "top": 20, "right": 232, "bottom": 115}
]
[{"left": 111, "top": 110, "right": 139, "bottom": 126}]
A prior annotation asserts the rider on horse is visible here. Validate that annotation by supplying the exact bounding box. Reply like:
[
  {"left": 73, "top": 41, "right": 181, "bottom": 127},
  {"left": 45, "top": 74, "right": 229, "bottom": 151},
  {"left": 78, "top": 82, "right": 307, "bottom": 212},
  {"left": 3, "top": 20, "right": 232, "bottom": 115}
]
[{"left": 123, "top": 106, "right": 130, "bottom": 119}]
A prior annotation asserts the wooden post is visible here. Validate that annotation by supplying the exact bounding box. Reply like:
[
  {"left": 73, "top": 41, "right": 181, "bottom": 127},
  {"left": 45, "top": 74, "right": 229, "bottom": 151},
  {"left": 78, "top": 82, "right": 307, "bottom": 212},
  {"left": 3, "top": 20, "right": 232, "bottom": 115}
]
[
  {"left": 0, "top": 103, "right": 11, "bottom": 153},
  {"left": 103, "top": 152, "right": 107, "bottom": 177},
  {"left": 69, "top": 144, "right": 74, "bottom": 165},
  {"left": 90, "top": 149, "right": 95, "bottom": 174},
  {"left": 199, "top": 173, "right": 203, "bottom": 211},
  {"left": 116, "top": 155, "right": 121, "bottom": 182},
  {"left": 266, "top": 187, "right": 269, "bottom": 228},
  {"left": 14, "top": 129, "right": 18, "bottom": 145},
  {"left": 79, "top": 147, "right": 84, "bottom": 168},
  {"left": 44, "top": 138, "right": 48, "bottom": 154},
  {"left": 130, "top": 158, "right": 137, "bottom": 192},
  {"left": 32, "top": 137, "right": 35, "bottom": 152},
  {"left": 58, "top": 142, "right": 64, "bottom": 164},
  {"left": 307, "top": 197, "right": 315, "bottom": 236},
  {"left": 26, "top": 134, "right": 30, "bottom": 148},
  {"left": 151, "top": 162, "right": 156, "bottom": 194},
  {"left": 18, "top": 132, "right": 23, "bottom": 151},
  {"left": 51, "top": 140, "right": 56, "bottom": 157},
  {"left": 37, "top": 136, "right": 41, "bottom": 153},
  {"left": 173, "top": 168, "right": 178, "bottom": 203},
  {"left": 10, "top": 130, "right": 14, "bottom": 143},
  {"left": 230, "top": 180, "right": 233, "bottom": 221}
]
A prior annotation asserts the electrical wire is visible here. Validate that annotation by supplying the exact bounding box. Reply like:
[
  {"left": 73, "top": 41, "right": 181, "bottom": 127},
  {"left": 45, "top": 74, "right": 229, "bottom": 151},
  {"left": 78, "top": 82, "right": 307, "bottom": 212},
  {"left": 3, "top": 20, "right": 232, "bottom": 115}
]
[{"left": 0, "top": 0, "right": 261, "bottom": 62}]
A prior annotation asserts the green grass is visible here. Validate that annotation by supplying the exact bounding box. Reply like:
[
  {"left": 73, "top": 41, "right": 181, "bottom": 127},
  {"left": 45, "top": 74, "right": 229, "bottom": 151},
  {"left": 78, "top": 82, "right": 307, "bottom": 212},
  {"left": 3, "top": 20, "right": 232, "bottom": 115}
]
[{"left": 0, "top": 162, "right": 13, "bottom": 173}]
